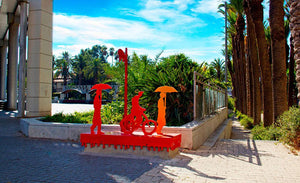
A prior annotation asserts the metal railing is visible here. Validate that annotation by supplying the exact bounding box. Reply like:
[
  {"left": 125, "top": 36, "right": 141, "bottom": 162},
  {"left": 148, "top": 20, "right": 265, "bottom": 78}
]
[{"left": 193, "top": 71, "right": 226, "bottom": 120}]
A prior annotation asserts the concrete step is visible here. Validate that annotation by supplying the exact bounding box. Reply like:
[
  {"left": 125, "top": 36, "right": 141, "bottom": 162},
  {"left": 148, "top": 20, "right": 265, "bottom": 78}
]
[{"left": 199, "top": 118, "right": 232, "bottom": 150}]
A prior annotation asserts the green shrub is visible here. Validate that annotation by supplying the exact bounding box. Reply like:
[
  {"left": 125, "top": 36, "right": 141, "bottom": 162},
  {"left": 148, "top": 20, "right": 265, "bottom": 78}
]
[
  {"left": 240, "top": 115, "right": 254, "bottom": 129},
  {"left": 251, "top": 125, "right": 281, "bottom": 140},
  {"left": 277, "top": 107, "right": 300, "bottom": 149},
  {"left": 228, "top": 96, "right": 235, "bottom": 110},
  {"left": 101, "top": 100, "right": 125, "bottom": 124},
  {"left": 42, "top": 112, "right": 87, "bottom": 124}
]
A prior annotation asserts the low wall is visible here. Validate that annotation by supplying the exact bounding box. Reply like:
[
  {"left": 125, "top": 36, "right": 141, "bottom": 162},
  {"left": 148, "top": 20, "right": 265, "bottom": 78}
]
[{"left": 20, "top": 107, "right": 228, "bottom": 150}]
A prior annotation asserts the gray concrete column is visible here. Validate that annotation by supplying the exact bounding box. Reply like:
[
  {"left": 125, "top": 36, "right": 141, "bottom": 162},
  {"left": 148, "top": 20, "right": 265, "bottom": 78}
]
[
  {"left": 7, "top": 14, "right": 19, "bottom": 110},
  {"left": 27, "top": 0, "right": 53, "bottom": 116},
  {"left": 18, "top": 0, "right": 29, "bottom": 117},
  {"left": 0, "top": 41, "right": 8, "bottom": 100}
]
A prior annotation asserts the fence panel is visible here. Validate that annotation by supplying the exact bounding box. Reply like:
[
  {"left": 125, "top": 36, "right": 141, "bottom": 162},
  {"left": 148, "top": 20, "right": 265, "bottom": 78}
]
[{"left": 193, "top": 71, "right": 226, "bottom": 120}]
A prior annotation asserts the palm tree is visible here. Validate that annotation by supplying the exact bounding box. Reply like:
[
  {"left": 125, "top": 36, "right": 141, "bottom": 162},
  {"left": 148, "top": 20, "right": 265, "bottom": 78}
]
[
  {"left": 85, "top": 58, "right": 105, "bottom": 85},
  {"left": 54, "top": 51, "right": 72, "bottom": 86},
  {"left": 218, "top": 0, "right": 246, "bottom": 114},
  {"left": 247, "top": 0, "right": 273, "bottom": 126},
  {"left": 244, "top": 0, "right": 261, "bottom": 125},
  {"left": 210, "top": 58, "right": 224, "bottom": 81},
  {"left": 289, "top": 0, "right": 300, "bottom": 106},
  {"left": 270, "top": 0, "right": 288, "bottom": 122},
  {"left": 109, "top": 47, "right": 115, "bottom": 65},
  {"left": 101, "top": 45, "right": 108, "bottom": 63},
  {"left": 73, "top": 49, "right": 87, "bottom": 85}
]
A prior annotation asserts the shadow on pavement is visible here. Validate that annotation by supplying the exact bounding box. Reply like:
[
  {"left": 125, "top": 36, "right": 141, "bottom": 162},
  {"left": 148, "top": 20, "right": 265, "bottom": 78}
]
[{"left": 0, "top": 117, "right": 161, "bottom": 183}]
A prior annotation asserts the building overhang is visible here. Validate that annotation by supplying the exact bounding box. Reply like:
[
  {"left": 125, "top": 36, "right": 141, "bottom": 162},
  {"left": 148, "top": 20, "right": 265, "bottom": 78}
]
[{"left": 0, "top": 0, "right": 19, "bottom": 40}]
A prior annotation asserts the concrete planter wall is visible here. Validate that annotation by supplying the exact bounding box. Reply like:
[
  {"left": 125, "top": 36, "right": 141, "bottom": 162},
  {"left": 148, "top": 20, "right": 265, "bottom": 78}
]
[{"left": 20, "top": 107, "right": 228, "bottom": 150}]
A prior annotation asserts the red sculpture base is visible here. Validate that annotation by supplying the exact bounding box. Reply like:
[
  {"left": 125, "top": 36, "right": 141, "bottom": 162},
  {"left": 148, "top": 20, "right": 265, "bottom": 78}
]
[{"left": 80, "top": 131, "right": 181, "bottom": 153}]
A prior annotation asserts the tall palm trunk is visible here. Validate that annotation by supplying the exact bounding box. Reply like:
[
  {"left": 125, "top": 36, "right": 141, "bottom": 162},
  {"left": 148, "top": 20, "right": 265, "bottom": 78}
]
[
  {"left": 270, "top": 0, "right": 288, "bottom": 122},
  {"left": 244, "top": 0, "right": 261, "bottom": 125},
  {"left": 232, "top": 35, "right": 242, "bottom": 112},
  {"left": 288, "top": 36, "right": 296, "bottom": 106},
  {"left": 235, "top": 14, "right": 247, "bottom": 114},
  {"left": 245, "top": 36, "right": 253, "bottom": 117},
  {"left": 249, "top": 0, "right": 273, "bottom": 126},
  {"left": 289, "top": 0, "right": 300, "bottom": 106}
]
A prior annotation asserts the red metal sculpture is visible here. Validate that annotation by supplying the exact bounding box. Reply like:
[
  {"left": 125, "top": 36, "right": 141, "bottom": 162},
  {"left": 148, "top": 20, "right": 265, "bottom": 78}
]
[
  {"left": 120, "top": 91, "right": 158, "bottom": 135},
  {"left": 80, "top": 48, "right": 181, "bottom": 155},
  {"left": 118, "top": 48, "right": 128, "bottom": 118},
  {"left": 90, "top": 84, "right": 112, "bottom": 135}
]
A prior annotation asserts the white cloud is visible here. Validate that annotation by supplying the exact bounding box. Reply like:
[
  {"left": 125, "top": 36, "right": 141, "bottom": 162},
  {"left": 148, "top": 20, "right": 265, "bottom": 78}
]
[
  {"left": 53, "top": 13, "right": 173, "bottom": 44},
  {"left": 191, "top": 0, "right": 223, "bottom": 17},
  {"left": 130, "top": 0, "right": 206, "bottom": 29}
]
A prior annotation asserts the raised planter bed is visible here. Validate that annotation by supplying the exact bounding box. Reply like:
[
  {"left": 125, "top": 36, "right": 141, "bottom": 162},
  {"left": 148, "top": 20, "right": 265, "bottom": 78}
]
[{"left": 20, "top": 107, "right": 229, "bottom": 150}]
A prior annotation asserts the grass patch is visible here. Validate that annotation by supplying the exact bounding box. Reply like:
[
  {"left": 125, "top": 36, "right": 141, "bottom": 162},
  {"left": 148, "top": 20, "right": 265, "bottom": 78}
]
[{"left": 41, "top": 111, "right": 93, "bottom": 124}]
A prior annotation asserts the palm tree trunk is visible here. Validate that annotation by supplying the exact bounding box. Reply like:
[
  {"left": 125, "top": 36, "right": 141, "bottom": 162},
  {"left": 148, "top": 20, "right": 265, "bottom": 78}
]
[
  {"left": 289, "top": 0, "right": 300, "bottom": 106},
  {"left": 245, "top": 36, "right": 253, "bottom": 117},
  {"left": 288, "top": 36, "right": 297, "bottom": 106},
  {"left": 227, "top": 60, "right": 236, "bottom": 98},
  {"left": 270, "top": 0, "right": 288, "bottom": 122},
  {"left": 235, "top": 14, "right": 247, "bottom": 114},
  {"left": 63, "top": 76, "right": 67, "bottom": 86},
  {"left": 244, "top": 0, "right": 262, "bottom": 125},
  {"left": 232, "top": 35, "right": 242, "bottom": 112},
  {"left": 249, "top": 0, "right": 274, "bottom": 126}
]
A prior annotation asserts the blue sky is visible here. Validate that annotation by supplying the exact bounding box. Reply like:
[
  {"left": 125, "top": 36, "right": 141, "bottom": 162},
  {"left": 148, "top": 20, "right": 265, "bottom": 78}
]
[{"left": 53, "top": 0, "right": 267, "bottom": 63}]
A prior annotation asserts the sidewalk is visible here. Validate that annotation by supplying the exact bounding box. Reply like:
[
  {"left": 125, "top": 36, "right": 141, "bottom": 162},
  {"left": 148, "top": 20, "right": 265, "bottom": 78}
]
[{"left": 1, "top": 110, "right": 300, "bottom": 182}]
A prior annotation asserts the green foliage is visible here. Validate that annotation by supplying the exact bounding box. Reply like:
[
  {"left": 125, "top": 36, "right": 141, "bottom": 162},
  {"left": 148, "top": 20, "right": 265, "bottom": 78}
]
[
  {"left": 240, "top": 115, "right": 254, "bottom": 129},
  {"left": 251, "top": 125, "right": 281, "bottom": 140},
  {"left": 277, "top": 107, "right": 300, "bottom": 148},
  {"left": 250, "top": 107, "right": 300, "bottom": 149},
  {"left": 105, "top": 53, "right": 207, "bottom": 126},
  {"left": 228, "top": 96, "right": 235, "bottom": 110},
  {"left": 41, "top": 112, "right": 91, "bottom": 124},
  {"left": 142, "top": 54, "right": 205, "bottom": 126},
  {"left": 101, "top": 101, "right": 125, "bottom": 124},
  {"left": 235, "top": 110, "right": 253, "bottom": 129}
]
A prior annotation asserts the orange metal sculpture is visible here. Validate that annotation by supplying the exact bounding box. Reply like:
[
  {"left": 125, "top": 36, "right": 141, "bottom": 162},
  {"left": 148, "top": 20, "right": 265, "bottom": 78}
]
[
  {"left": 155, "top": 86, "right": 178, "bottom": 134},
  {"left": 90, "top": 84, "right": 112, "bottom": 135}
]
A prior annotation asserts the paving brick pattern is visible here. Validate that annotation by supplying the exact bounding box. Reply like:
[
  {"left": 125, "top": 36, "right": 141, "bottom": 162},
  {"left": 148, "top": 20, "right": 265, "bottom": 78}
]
[
  {"left": 134, "top": 139, "right": 300, "bottom": 183},
  {"left": 0, "top": 118, "right": 160, "bottom": 183},
  {"left": 1, "top": 114, "right": 300, "bottom": 183}
]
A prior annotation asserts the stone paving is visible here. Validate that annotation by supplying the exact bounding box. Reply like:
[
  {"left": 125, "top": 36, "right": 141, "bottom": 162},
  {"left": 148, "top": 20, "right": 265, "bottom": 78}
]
[
  {"left": 0, "top": 117, "right": 161, "bottom": 183},
  {"left": 0, "top": 111, "right": 300, "bottom": 182}
]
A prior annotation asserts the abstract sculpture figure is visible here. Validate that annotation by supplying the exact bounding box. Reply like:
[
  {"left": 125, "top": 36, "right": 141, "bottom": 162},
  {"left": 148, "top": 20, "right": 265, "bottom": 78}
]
[
  {"left": 155, "top": 86, "right": 178, "bottom": 134},
  {"left": 120, "top": 91, "right": 158, "bottom": 135},
  {"left": 90, "top": 84, "right": 112, "bottom": 135}
]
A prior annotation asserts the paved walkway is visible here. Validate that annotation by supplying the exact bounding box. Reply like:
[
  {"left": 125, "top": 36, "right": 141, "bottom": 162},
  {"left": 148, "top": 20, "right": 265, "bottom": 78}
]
[
  {"left": 0, "top": 111, "right": 299, "bottom": 182},
  {"left": 52, "top": 103, "right": 94, "bottom": 115}
]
